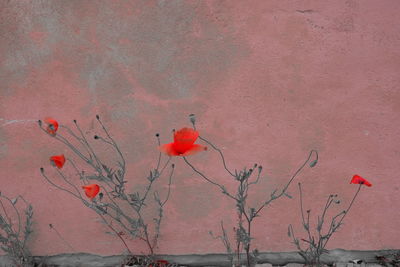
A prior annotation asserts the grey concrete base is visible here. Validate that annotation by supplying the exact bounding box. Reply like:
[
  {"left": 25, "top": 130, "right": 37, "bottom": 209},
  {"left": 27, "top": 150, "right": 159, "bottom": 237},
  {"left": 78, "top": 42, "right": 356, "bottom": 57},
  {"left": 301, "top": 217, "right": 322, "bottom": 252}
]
[{"left": 0, "top": 249, "right": 397, "bottom": 267}]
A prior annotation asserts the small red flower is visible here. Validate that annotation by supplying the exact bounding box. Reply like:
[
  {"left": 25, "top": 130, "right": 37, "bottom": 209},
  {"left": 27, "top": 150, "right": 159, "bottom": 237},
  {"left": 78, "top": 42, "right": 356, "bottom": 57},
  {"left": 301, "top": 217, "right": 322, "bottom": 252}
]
[
  {"left": 50, "top": 154, "right": 66, "bottom": 169},
  {"left": 82, "top": 184, "right": 100, "bottom": 199},
  {"left": 350, "top": 175, "right": 372, "bottom": 187},
  {"left": 44, "top": 117, "right": 59, "bottom": 135},
  {"left": 160, "top": 127, "right": 207, "bottom": 156}
]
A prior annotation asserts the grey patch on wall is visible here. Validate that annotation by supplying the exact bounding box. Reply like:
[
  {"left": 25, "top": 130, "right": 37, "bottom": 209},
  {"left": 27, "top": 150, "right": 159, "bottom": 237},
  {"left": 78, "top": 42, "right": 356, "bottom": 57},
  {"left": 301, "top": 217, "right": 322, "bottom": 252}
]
[
  {"left": 79, "top": 54, "right": 137, "bottom": 120},
  {"left": 95, "top": 0, "right": 249, "bottom": 99},
  {"left": 0, "top": 128, "right": 8, "bottom": 159},
  {"left": 0, "top": 1, "right": 62, "bottom": 94}
]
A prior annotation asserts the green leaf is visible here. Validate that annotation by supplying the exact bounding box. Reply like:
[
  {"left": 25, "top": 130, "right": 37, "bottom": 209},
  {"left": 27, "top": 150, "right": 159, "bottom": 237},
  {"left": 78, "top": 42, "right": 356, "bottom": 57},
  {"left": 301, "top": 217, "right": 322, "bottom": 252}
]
[
  {"left": 85, "top": 175, "right": 104, "bottom": 181},
  {"left": 284, "top": 192, "right": 293, "bottom": 199}
]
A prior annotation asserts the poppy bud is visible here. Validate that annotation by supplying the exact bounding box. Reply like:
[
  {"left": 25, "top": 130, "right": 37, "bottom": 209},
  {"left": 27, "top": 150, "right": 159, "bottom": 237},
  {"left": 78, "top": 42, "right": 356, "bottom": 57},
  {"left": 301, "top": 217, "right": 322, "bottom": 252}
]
[
  {"left": 189, "top": 114, "right": 196, "bottom": 125},
  {"left": 309, "top": 159, "right": 318, "bottom": 168}
]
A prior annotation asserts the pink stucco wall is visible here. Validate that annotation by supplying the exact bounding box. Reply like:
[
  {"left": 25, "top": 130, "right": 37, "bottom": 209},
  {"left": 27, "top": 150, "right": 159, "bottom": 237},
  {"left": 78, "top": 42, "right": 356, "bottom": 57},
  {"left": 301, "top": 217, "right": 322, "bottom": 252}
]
[{"left": 1, "top": 0, "right": 399, "bottom": 256}]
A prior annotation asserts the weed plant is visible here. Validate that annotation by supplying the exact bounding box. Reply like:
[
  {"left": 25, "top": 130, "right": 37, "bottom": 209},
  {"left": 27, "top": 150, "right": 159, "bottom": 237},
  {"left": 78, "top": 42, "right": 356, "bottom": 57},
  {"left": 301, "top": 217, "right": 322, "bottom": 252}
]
[
  {"left": 288, "top": 177, "right": 371, "bottom": 267},
  {"left": 38, "top": 116, "right": 174, "bottom": 264},
  {"left": 0, "top": 193, "right": 33, "bottom": 267},
  {"left": 169, "top": 114, "right": 319, "bottom": 267}
]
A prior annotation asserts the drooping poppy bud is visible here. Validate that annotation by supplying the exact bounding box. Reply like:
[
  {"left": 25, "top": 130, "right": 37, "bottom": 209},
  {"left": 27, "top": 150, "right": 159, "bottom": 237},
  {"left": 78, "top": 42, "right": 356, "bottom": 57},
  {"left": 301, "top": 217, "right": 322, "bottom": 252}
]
[
  {"left": 350, "top": 174, "right": 372, "bottom": 187},
  {"left": 44, "top": 117, "right": 59, "bottom": 135},
  {"left": 82, "top": 184, "right": 100, "bottom": 199},
  {"left": 50, "top": 154, "right": 66, "bottom": 169},
  {"left": 159, "top": 127, "right": 207, "bottom": 156}
]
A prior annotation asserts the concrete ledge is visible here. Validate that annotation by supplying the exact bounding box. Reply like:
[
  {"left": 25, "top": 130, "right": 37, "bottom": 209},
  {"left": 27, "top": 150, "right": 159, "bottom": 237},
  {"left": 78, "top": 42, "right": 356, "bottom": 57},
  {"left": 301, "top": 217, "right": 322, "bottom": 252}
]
[{"left": 0, "top": 249, "right": 398, "bottom": 267}]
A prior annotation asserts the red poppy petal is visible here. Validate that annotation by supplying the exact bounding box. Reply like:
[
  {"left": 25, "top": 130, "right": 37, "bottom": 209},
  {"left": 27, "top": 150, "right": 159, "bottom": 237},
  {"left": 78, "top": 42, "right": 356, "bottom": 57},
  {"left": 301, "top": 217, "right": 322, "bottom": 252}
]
[
  {"left": 174, "top": 127, "right": 199, "bottom": 145},
  {"left": 350, "top": 175, "right": 372, "bottom": 187},
  {"left": 82, "top": 184, "right": 100, "bottom": 199},
  {"left": 364, "top": 180, "right": 372, "bottom": 187},
  {"left": 55, "top": 160, "right": 62, "bottom": 168},
  {"left": 91, "top": 185, "right": 100, "bottom": 198},
  {"left": 181, "top": 144, "right": 207, "bottom": 156},
  {"left": 50, "top": 155, "right": 65, "bottom": 169},
  {"left": 159, "top": 143, "right": 180, "bottom": 156},
  {"left": 172, "top": 142, "right": 194, "bottom": 155},
  {"left": 44, "top": 117, "right": 59, "bottom": 134}
]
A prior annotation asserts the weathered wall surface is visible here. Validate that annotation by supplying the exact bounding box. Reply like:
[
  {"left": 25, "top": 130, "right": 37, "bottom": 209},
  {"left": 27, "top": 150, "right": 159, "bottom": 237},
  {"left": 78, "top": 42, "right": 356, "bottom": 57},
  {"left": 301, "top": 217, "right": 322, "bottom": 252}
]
[{"left": 1, "top": 0, "right": 399, "bottom": 256}]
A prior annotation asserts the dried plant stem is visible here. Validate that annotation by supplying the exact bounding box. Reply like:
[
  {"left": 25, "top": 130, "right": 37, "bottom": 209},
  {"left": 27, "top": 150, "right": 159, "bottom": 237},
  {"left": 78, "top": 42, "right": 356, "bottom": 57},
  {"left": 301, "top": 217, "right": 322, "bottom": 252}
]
[
  {"left": 39, "top": 117, "right": 174, "bottom": 260},
  {"left": 98, "top": 214, "right": 135, "bottom": 257},
  {"left": 183, "top": 129, "right": 318, "bottom": 267},
  {"left": 323, "top": 184, "right": 362, "bottom": 249},
  {"left": 0, "top": 194, "right": 33, "bottom": 266},
  {"left": 49, "top": 224, "right": 76, "bottom": 254},
  {"left": 289, "top": 183, "right": 364, "bottom": 266}
]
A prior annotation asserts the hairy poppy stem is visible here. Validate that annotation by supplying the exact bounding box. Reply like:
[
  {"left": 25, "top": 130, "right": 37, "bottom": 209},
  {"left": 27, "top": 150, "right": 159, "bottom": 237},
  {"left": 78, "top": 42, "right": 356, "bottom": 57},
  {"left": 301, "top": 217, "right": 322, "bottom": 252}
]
[
  {"left": 323, "top": 184, "right": 362, "bottom": 249},
  {"left": 183, "top": 156, "right": 238, "bottom": 201},
  {"left": 198, "top": 136, "right": 236, "bottom": 178},
  {"left": 98, "top": 214, "right": 136, "bottom": 258},
  {"left": 49, "top": 224, "right": 76, "bottom": 253}
]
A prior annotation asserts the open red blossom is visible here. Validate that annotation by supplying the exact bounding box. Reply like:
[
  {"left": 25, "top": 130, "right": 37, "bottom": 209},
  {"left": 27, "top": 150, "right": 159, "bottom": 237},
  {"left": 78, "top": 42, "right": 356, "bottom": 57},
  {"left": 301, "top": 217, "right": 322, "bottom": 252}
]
[
  {"left": 350, "top": 175, "right": 372, "bottom": 187},
  {"left": 160, "top": 127, "right": 207, "bottom": 156},
  {"left": 50, "top": 154, "right": 65, "bottom": 169},
  {"left": 44, "top": 117, "right": 59, "bottom": 135},
  {"left": 82, "top": 184, "right": 100, "bottom": 199}
]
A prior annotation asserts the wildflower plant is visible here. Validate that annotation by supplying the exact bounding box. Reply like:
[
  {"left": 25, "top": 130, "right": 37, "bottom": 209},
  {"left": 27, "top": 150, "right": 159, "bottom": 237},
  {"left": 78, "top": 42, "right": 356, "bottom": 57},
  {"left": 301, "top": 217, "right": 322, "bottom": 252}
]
[
  {"left": 288, "top": 175, "right": 372, "bottom": 266},
  {"left": 38, "top": 116, "right": 174, "bottom": 263},
  {"left": 0, "top": 193, "right": 33, "bottom": 266},
  {"left": 160, "top": 114, "right": 318, "bottom": 267}
]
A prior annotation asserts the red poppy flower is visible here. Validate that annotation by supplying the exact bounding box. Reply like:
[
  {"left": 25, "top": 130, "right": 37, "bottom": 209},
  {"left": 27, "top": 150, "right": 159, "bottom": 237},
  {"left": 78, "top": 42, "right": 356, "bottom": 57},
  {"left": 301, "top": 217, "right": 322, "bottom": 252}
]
[
  {"left": 82, "top": 184, "right": 100, "bottom": 199},
  {"left": 44, "top": 117, "right": 59, "bottom": 135},
  {"left": 50, "top": 154, "right": 66, "bottom": 169},
  {"left": 159, "top": 127, "right": 207, "bottom": 156},
  {"left": 350, "top": 175, "right": 372, "bottom": 187}
]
